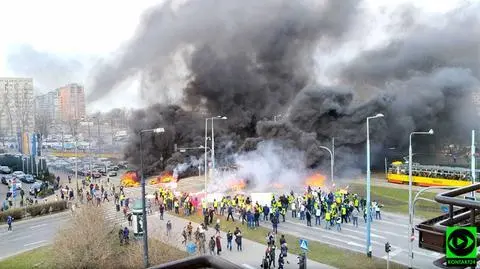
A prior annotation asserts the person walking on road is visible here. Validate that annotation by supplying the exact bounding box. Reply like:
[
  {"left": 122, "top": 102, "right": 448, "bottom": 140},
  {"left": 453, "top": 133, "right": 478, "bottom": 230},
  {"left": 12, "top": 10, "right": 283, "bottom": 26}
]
[
  {"left": 159, "top": 203, "right": 165, "bottom": 220},
  {"left": 215, "top": 233, "right": 222, "bottom": 255},
  {"left": 166, "top": 220, "right": 172, "bottom": 237},
  {"left": 182, "top": 227, "right": 188, "bottom": 245},
  {"left": 7, "top": 215, "right": 13, "bottom": 231},
  {"left": 123, "top": 227, "right": 130, "bottom": 244},
  {"left": 209, "top": 236, "right": 216, "bottom": 255},
  {"left": 226, "top": 230, "right": 233, "bottom": 251},
  {"left": 305, "top": 209, "right": 312, "bottom": 227},
  {"left": 226, "top": 205, "right": 234, "bottom": 222},
  {"left": 271, "top": 214, "right": 278, "bottom": 233},
  {"left": 234, "top": 227, "right": 243, "bottom": 251},
  {"left": 352, "top": 208, "right": 359, "bottom": 227}
]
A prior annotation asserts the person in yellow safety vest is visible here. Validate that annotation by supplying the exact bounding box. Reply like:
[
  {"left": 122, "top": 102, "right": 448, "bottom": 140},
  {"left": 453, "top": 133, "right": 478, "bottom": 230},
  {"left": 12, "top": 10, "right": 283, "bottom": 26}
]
[
  {"left": 232, "top": 199, "right": 236, "bottom": 207},
  {"left": 213, "top": 199, "right": 218, "bottom": 214},
  {"left": 276, "top": 201, "right": 282, "bottom": 210},
  {"left": 174, "top": 200, "right": 180, "bottom": 214},
  {"left": 220, "top": 200, "right": 225, "bottom": 216},
  {"left": 281, "top": 207, "right": 286, "bottom": 222},
  {"left": 341, "top": 205, "right": 347, "bottom": 223},
  {"left": 202, "top": 200, "right": 208, "bottom": 215},
  {"left": 288, "top": 195, "right": 294, "bottom": 204},
  {"left": 354, "top": 197, "right": 359, "bottom": 210},
  {"left": 325, "top": 211, "right": 331, "bottom": 229},
  {"left": 335, "top": 195, "right": 341, "bottom": 205}
]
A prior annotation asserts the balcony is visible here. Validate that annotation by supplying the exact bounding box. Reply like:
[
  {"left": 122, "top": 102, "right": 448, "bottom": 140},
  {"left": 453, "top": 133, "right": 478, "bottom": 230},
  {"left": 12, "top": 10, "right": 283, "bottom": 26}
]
[{"left": 416, "top": 183, "right": 480, "bottom": 268}]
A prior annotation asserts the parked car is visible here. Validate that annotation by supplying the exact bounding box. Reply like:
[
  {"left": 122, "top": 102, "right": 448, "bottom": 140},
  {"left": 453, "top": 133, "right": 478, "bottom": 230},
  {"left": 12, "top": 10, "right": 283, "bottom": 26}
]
[
  {"left": 1, "top": 174, "right": 13, "bottom": 185},
  {"left": 108, "top": 171, "right": 117, "bottom": 177},
  {"left": 92, "top": 171, "right": 101, "bottom": 178},
  {"left": 24, "top": 174, "right": 35, "bottom": 183},
  {"left": 12, "top": 171, "right": 26, "bottom": 181},
  {"left": 29, "top": 181, "right": 48, "bottom": 195},
  {"left": 0, "top": 166, "right": 11, "bottom": 174}
]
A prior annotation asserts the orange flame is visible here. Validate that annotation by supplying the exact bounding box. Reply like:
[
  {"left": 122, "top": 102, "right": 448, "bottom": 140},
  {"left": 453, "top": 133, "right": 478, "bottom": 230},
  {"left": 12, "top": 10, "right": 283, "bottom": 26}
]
[
  {"left": 229, "top": 179, "right": 247, "bottom": 191},
  {"left": 121, "top": 171, "right": 140, "bottom": 187},
  {"left": 150, "top": 172, "right": 176, "bottom": 185},
  {"left": 271, "top": 183, "right": 284, "bottom": 189},
  {"left": 305, "top": 173, "right": 326, "bottom": 188}
]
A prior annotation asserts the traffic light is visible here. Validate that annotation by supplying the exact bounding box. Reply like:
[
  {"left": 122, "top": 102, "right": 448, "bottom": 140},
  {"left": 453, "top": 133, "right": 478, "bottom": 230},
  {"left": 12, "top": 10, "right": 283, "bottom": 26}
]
[{"left": 385, "top": 242, "right": 391, "bottom": 253}]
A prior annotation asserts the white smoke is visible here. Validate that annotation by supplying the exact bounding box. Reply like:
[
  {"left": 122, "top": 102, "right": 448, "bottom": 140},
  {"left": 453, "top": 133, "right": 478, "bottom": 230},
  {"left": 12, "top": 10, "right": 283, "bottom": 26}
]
[
  {"left": 173, "top": 155, "right": 203, "bottom": 178},
  {"left": 209, "top": 141, "right": 311, "bottom": 193}
]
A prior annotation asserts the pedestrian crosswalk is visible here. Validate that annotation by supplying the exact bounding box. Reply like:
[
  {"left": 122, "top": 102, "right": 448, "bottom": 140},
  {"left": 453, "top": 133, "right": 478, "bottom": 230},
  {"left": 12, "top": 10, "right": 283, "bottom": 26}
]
[{"left": 103, "top": 205, "right": 127, "bottom": 226}]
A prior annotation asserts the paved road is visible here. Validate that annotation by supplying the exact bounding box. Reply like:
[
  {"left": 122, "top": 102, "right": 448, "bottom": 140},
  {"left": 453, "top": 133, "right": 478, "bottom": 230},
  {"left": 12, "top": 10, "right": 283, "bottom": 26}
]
[
  {"left": 0, "top": 175, "right": 445, "bottom": 268},
  {"left": 167, "top": 177, "right": 443, "bottom": 269},
  {"left": 99, "top": 195, "right": 334, "bottom": 269},
  {"left": 0, "top": 212, "right": 71, "bottom": 260}
]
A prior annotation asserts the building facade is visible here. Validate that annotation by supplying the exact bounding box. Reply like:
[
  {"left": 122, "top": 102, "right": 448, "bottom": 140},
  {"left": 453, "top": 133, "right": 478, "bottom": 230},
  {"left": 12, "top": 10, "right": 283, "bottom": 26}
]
[
  {"left": 0, "top": 77, "right": 35, "bottom": 137},
  {"left": 58, "top": 83, "right": 86, "bottom": 121},
  {"left": 35, "top": 90, "right": 60, "bottom": 122}
]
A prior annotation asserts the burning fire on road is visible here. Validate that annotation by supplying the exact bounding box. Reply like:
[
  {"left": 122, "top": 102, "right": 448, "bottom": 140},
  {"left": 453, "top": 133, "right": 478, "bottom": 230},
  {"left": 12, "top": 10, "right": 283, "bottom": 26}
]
[
  {"left": 150, "top": 172, "right": 176, "bottom": 185},
  {"left": 121, "top": 171, "right": 140, "bottom": 187}
]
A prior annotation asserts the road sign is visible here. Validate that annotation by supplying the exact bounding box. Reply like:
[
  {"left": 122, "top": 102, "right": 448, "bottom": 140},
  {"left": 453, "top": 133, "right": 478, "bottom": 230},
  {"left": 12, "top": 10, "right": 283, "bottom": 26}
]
[
  {"left": 299, "top": 239, "right": 308, "bottom": 251},
  {"left": 440, "top": 205, "right": 449, "bottom": 213}
]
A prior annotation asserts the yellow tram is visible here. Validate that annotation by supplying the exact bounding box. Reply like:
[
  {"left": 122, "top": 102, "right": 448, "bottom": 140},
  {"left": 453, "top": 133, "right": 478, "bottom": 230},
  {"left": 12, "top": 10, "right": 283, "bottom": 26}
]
[{"left": 386, "top": 161, "right": 479, "bottom": 187}]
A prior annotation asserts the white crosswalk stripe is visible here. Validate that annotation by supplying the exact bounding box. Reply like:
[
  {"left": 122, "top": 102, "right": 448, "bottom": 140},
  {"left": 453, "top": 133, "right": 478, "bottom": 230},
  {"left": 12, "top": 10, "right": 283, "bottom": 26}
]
[{"left": 102, "top": 206, "right": 127, "bottom": 226}]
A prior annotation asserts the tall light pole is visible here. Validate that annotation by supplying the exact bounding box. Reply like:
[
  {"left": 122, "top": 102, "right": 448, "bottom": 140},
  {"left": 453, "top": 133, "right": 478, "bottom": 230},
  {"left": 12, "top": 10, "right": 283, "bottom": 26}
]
[
  {"left": 204, "top": 118, "right": 210, "bottom": 195},
  {"left": 318, "top": 145, "right": 334, "bottom": 185},
  {"left": 384, "top": 147, "right": 396, "bottom": 179},
  {"left": 366, "top": 113, "right": 384, "bottom": 257},
  {"left": 408, "top": 129, "right": 433, "bottom": 269},
  {"left": 470, "top": 130, "right": 476, "bottom": 200},
  {"left": 211, "top": 116, "right": 227, "bottom": 174},
  {"left": 139, "top": 127, "right": 165, "bottom": 269}
]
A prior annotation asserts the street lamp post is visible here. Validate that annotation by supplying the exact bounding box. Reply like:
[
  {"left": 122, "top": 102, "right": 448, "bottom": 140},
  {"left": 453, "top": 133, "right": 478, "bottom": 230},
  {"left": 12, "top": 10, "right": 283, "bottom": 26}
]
[
  {"left": 384, "top": 147, "right": 396, "bottom": 179},
  {"left": 366, "top": 113, "right": 384, "bottom": 257},
  {"left": 318, "top": 145, "right": 334, "bottom": 185},
  {"left": 408, "top": 129, "right": 433, "bottom": 269},
  {"left": 211, "top": 116, "right": 227, "bottom": 173},
  {"left": 204, "top": 118, "right": 210, "bottom": 195},
  {"left": 139, "top": 127, "right": 165, "bottom": 269}
]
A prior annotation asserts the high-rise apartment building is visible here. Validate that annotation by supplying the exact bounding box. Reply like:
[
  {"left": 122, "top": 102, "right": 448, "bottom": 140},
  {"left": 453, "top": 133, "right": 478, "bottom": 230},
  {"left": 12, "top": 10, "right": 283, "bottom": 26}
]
[
  {"left": 0, "top": 77, "right": 35, "bottom": 137},
  {"left": 35, "top": 90, "right": 60, "bottom": 122},
  {"left": 58, "top": 83, "right": 86, "bottom": 121}
]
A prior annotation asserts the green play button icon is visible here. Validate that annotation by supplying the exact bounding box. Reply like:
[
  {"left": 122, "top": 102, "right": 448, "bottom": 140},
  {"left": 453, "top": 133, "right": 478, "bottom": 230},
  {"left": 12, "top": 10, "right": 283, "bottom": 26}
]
[{"left": 457, "top": 237, "right": 464, "bottom": 247}]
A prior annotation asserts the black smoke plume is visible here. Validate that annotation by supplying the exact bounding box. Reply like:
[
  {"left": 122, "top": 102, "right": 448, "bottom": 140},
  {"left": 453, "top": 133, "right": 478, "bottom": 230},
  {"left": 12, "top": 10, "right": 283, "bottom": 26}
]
[{"left": 90, "top": 0, "right": 480, "bottom": 179}]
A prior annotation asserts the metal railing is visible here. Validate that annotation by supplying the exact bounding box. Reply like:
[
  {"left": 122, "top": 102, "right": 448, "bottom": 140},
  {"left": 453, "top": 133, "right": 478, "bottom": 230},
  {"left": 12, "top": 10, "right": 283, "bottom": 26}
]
[
  {"left": 415, "top": 183, "right": 480, "bottom": 268},
  {"left": 149, "top": 255, "right": 245, "bottom": 269}
]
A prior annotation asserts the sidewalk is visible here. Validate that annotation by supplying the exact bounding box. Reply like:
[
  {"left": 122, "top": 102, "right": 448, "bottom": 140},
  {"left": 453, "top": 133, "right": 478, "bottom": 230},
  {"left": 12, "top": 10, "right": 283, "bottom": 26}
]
[{"left": 146, "top": 212, "right": 336, "bottom": 269}]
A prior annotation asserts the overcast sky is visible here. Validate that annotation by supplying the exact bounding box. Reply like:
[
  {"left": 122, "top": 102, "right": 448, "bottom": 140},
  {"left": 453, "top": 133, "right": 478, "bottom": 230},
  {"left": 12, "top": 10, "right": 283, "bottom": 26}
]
[{"left": 0, "top": 0, "right": 467, "bottom": 112}]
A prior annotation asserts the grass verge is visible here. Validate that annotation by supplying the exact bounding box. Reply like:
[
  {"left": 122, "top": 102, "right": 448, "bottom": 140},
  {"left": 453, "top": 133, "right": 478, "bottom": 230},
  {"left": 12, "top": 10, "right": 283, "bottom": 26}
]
[
  {"left": 0, "top": 239, "right": 187, "bottom": 269},
  {"left": 348, "top": 183, "right": 441, "bottom": 219},
  {"left": 181, "top": 212, "right": 407, "bottom": 269},
  {"left": 0, "top": 247, "right": 53, "bottom": 269}
]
